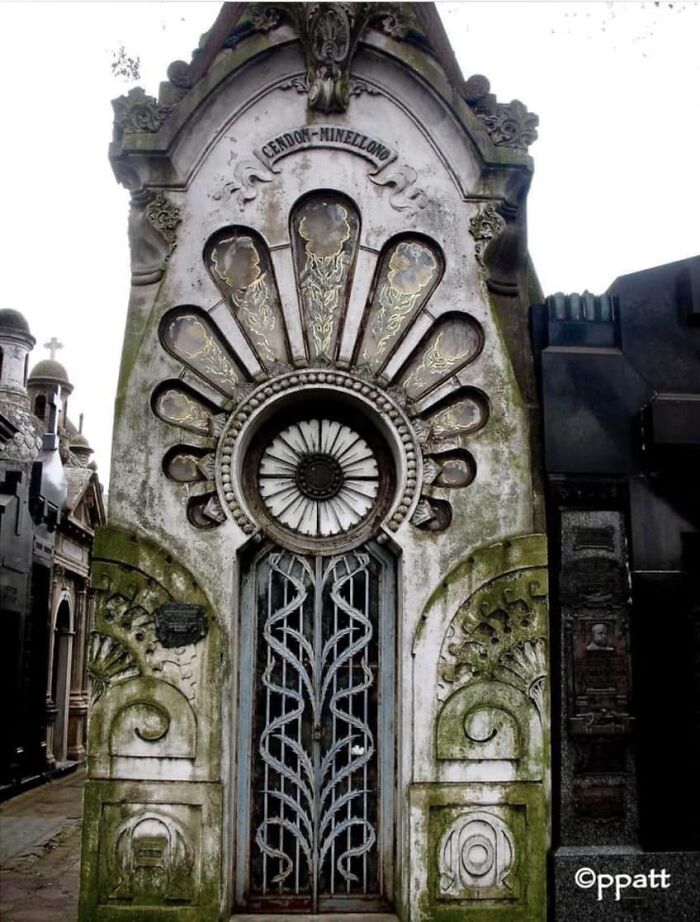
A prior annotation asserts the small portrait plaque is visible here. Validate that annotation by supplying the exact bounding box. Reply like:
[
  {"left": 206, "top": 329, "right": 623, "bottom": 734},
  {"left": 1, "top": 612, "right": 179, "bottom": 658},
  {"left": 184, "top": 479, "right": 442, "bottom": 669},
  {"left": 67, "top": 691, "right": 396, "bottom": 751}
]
[{"left": 154, "top": 602, "right": 207, "bottom": 648}]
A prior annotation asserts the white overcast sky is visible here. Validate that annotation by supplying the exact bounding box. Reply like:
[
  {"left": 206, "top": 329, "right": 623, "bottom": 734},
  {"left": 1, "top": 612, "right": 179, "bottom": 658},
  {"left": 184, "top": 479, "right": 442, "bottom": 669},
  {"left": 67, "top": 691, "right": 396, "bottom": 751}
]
[{"left": 0, "top": 1, "right": 698, "bottom": 484}]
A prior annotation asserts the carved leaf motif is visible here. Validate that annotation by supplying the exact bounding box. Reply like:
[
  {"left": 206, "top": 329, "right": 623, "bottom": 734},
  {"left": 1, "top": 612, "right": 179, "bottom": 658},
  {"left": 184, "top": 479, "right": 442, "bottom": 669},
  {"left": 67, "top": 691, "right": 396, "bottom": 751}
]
[
  {"left": 112, "top": 87, "right": 174, "bottom": 136},
  {"left": 196, "top": 453, "right": 216, "bottom": 480},
  {"left": 437, "top": 569, "right": 548, "bottom": 703},
  {"left": 145, "top": 192, "right": 181, "bottom": 252},
  {"left": 203, "top": 494, "right": 226, "bottom": 524},
  {"left": 477, "top": 99, "right": 539, "bottom": 149},
  {"left": 348, "top": 78, "right": 381, "bottom": 98},
  {"left": 279, "top": 76, "right": 308, "bottom": 95},
  {"left": 87, "top": 632, "right": 139, "bottom": 701},
  {"left": 463, "top": 74, "right": 538, "bottom": 150},
  {"left": 494, "top": 638, "right": 547, "bottom": 719},
  {"left": 369, "top": 165, "right": 429, "bottom": 216},
  {"left": 422, "top": 458, "right": 439, "bottom": 485},
  {"left": 469, "top": 203, "right": 506, "bottom": 265},
  {"left": 213, "top": 159, "right": 278, "bottom": 204}
]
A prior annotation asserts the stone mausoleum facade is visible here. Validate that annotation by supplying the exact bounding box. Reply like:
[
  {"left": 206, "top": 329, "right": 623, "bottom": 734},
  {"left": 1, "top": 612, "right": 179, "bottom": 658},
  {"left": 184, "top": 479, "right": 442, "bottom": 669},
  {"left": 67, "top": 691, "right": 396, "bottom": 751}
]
[{"left": 78, "top": 3, "right": 699, "bottom": 921}]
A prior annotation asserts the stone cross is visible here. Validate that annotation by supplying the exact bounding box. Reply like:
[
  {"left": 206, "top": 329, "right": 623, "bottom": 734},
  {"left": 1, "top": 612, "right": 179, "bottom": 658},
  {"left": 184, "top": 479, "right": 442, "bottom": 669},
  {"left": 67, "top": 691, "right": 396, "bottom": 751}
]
[
  {"left": 42, "top": 385, "right": 62, "bottom": 451},
  {"left": 45, "top": 387, "right": 61, "bottom": 434},
  {"left": 44, "top": 337, "right": 63, "bottom": 361}
]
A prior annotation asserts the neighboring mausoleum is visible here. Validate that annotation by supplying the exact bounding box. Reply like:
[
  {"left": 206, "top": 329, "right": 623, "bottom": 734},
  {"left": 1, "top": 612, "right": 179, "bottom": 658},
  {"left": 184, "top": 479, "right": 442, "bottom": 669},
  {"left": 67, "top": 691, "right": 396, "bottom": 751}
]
[{"left": 1, "top": 312, "right": 105, "bottom": 796}]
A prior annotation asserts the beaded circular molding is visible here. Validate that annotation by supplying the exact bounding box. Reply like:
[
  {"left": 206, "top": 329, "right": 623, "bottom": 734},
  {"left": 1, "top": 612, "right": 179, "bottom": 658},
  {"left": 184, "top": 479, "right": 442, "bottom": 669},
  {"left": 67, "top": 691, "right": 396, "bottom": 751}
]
[{"left": 216, "top": 369, "right": 422, "bottom": 547}]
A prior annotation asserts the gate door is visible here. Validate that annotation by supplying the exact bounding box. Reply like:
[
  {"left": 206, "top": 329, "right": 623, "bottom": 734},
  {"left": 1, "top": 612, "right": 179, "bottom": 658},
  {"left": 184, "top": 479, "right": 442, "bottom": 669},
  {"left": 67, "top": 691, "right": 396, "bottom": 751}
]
[{"left": 237, "top": 545, "right": 395, "bottom": 913}]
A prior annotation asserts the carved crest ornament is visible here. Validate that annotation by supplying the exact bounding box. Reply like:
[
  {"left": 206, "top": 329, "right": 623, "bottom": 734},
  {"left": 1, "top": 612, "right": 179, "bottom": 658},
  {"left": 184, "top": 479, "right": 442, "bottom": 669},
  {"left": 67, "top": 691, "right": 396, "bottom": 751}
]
[{"left": 113, "top": 3, "right": 538, "bottom": 151}]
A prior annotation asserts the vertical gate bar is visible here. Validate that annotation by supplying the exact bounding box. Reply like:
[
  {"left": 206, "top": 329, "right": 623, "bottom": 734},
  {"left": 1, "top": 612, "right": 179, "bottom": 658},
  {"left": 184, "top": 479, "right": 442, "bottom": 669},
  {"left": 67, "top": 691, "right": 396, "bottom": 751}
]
[
  {"left": 262, "top": 563, "right": 273, "bottom": 894},
  {"left": 312, "top": 554, "right": 323, "bottom": 913},
  {"left": 346, "top": 562, "right": 353, "bottom": 894},
  {"left": 294, "top": 557, "right": 301, "bottom": 894},
  {"left": 331, "top": 558, "right": 338, "bottom": 895},
  {"left": 278, "top": 554, "right": 289, "bottom": 891},
  {"left": 363, "top": 563, "right": 369, "bottom": 893}
]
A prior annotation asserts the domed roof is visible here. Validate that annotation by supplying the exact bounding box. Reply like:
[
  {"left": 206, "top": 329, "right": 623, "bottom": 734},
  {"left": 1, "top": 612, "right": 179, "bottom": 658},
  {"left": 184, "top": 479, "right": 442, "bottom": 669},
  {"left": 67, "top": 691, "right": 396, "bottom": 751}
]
[
  {"left": 0, "top": 308, "right": 31, "bottom": 335},
  {"left": 70, "top": 431, "right": 92, "bottom": 450},
  {"left": 28, "top": 359, "right": 71, "bottom": 384}
]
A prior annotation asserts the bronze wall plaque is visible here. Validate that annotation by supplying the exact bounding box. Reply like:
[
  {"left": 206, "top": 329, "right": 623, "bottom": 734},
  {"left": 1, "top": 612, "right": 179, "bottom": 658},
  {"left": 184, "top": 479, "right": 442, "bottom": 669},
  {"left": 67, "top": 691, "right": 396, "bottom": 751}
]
[{"left": 154, "top": 602, "right": 207, "bottom": 648}]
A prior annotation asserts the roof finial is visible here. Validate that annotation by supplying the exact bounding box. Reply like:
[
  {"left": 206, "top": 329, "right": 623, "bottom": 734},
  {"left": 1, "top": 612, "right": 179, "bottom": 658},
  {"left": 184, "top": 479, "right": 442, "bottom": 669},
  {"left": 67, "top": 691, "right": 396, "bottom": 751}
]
[{"left": 44, "top": 337, "right": 63, "bottom": 361}]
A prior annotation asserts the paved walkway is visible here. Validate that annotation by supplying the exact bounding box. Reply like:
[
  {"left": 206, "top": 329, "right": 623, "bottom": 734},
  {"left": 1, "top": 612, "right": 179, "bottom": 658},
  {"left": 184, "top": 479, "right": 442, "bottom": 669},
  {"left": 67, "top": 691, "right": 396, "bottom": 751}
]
[{"left": 0, "top": 768, "right": 84, "bottom": 922}]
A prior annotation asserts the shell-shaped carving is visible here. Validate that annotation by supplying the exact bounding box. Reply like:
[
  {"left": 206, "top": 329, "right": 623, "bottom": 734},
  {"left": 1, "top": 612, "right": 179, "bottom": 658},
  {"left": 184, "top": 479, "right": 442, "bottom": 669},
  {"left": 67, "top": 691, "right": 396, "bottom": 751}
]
[
  {"left": 410, "top": 496, "right": 453, "bottom": 532},
  {"left": 160, "top": 307, "right": 248, "bottom": 397},
  {"left": 153, "top": 189, "right": 489, "bottom": 531},
  {"left": 152, "top": 382, "right": 223, "bottom": 436},
  {"left": 429, "top": 448, "right": 476, "bottom": 489},
  {"left": 163, "top": 446, "right": 216, "bottom": 483},
  {"left": 494, "top": 638, "right": 547, "bottom": 717},
  {"left": 87, "top": 632, "right": 139, "bottom": 700},
  {"left": 205, "top": 227, "right": 290, "bottom": 368},
  {"left": 424, "top": 387, "right": 489, "bottom": 441},
  {"left": 188, "top": 492, "right": 226, "bottom": 528},
  {"left": 397, "top": 313, "right": 483, "bottom": 400},
  {"left": 355, "top": 235, "right": 443, "bottom": 373},
  {"left": 291, "top": 191, "right": 360, "bottom": 360}
]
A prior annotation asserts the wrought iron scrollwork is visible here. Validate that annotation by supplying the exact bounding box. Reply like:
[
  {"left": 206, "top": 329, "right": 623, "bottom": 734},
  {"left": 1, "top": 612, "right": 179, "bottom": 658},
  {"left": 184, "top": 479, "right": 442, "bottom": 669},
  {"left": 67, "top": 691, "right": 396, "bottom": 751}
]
[{"left": 253, "top": 549, "right": 379, "bottom": 907}]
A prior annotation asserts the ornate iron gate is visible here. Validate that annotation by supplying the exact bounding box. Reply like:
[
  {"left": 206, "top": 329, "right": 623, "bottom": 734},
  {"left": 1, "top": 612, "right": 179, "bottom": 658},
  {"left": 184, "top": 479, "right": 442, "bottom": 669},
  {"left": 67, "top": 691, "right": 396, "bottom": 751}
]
[{"left": 236, "top": 545, "right": 395, "bottom": 913}]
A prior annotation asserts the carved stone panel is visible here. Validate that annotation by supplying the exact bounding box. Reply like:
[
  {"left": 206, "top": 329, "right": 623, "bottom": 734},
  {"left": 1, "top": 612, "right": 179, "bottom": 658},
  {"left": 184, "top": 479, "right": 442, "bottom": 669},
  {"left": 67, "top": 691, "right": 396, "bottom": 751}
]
[
  {"left": 79, "top": 780, "right": 221, "bottom": 922},
  {"left": 87, "top": 527, "right": 222, "bottom": 782},
  {"left": 99, "top": 803, "right": 200, "bottom": 905},
  {"left": 436, "top": 807, "right": 522, "bottom": 901},
  {"left": 437, "top": 682, "right": 542, "bottom": 779},
  {"left": 409, "top": 782, "right": 546, "bottom": 922},
  {"left": 436, "top": 562, "right": 547, "bottom": 781}
]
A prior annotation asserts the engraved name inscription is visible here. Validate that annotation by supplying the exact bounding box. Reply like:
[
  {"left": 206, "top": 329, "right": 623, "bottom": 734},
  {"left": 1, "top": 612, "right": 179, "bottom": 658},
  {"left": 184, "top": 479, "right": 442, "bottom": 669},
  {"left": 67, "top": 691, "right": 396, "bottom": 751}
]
[{"left": 256, "top": 125, "right": 397, "bottom": 172}]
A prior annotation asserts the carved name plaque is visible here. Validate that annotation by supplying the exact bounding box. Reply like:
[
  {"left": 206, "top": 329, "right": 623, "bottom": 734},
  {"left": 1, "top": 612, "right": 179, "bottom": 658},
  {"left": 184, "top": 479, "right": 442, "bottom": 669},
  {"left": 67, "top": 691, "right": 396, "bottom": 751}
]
[
  {"left": 154, "top": 602, "right": 207, "bottom": 648},
  {"left": 560, "top": 556, "right": 627, "bottom": 608},
  {"left": 573, "top": 781, "right": 625, "bottom": 820},
  {"left": 255, "top": 125, "right": 397, "bottom": 172}
]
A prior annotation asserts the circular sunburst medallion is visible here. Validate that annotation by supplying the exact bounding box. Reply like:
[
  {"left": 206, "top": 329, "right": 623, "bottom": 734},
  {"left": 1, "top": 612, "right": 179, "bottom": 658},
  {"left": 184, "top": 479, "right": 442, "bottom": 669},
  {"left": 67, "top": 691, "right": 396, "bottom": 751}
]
[{"left": 258, "top": 420, "right": 380, "bottom": 537}]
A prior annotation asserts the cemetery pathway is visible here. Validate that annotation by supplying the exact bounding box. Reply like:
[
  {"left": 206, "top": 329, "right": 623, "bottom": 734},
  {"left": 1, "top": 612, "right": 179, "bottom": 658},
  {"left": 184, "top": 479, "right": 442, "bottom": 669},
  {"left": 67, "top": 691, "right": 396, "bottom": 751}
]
[{"left": 0, "top": 768, "right": 84, "bottom": 921}]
